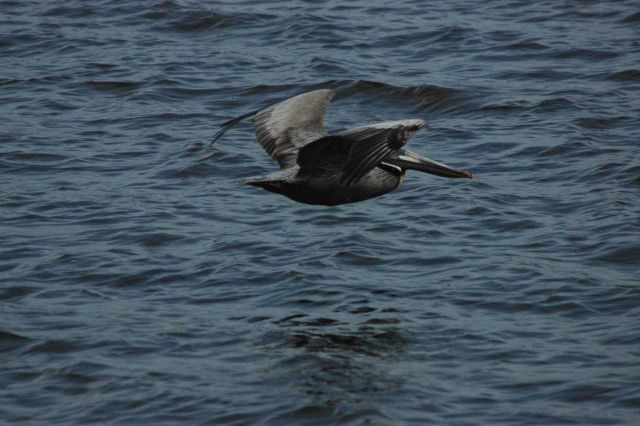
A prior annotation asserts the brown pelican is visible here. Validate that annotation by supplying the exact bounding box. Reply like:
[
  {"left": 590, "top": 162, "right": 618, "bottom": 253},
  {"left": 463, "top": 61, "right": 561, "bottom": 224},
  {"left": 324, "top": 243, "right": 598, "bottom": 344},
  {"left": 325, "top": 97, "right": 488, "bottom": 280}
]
[{"left": 211, "top": 89, "right": 472, "bottom": 206}]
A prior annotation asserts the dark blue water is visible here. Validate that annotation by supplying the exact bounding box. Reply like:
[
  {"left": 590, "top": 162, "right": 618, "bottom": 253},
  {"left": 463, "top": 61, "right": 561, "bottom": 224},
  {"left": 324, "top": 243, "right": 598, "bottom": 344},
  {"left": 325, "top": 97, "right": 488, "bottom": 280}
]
[{"left": 2, "top": 0, "right": 640, "bottom": 424}]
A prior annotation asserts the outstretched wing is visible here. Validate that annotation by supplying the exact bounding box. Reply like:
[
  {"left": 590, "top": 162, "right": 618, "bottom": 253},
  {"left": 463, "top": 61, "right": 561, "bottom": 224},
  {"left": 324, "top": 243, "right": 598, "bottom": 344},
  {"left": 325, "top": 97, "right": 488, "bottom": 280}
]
[
  {"left": 297, "top": 119, "right": 427, "bottom": 186},
  {"left": 211, "top": 89, "right": 335, "bottom": 169}
]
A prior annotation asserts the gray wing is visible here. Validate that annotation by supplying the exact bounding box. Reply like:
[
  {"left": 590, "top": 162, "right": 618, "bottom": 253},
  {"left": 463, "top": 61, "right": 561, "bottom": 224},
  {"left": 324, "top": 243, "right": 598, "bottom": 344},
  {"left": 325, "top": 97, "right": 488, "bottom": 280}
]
[
  {"left": 211, "top": 89, "right": 335, "bottom": 169},
  {"left": 297, "top": 119, "right": 427, "bottom": 186},
  {"left": 254, "top": 89, "right": 334, "bottom": 168}
]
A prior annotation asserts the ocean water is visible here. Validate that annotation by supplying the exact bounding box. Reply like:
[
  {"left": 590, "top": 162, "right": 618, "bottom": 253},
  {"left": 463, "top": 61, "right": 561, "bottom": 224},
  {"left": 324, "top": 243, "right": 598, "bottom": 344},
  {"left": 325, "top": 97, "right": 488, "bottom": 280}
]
[{"left": 1, "top": 0, "right": 640, "bottom": 424}]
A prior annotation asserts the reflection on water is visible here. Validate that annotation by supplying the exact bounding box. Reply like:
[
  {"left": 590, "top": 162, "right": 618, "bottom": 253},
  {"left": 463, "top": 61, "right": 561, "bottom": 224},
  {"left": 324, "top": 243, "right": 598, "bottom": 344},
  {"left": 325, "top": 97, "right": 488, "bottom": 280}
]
[{"left": 261, "top": 313, "right": 407, "bottom": 423}]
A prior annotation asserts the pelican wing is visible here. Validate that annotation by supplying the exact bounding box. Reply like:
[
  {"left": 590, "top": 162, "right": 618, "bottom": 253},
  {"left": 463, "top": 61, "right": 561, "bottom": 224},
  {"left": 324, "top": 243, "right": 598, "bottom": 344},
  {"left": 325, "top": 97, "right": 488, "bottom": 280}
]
[
  {"left": 254, "top": 89, "right": 334, "bottom": 168},
  {"left": 296, "top": 135, "right": 350, "bottom": 175},
  {"left": 296, "top": 119, "right": 427, "bottom": 186},
  {"left": 211, "top": 89, "right": 335, "bottom": 169},
  {"left": 337, "top": 119, "right": 426, "bottom": 186}
]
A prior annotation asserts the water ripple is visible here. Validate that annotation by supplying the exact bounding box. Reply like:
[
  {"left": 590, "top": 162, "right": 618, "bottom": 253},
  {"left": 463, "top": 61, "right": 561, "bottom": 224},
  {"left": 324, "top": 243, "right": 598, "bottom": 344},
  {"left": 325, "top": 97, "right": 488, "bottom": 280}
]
[{"left": 2, "top": 0, "right": 639, "bottom": 424}]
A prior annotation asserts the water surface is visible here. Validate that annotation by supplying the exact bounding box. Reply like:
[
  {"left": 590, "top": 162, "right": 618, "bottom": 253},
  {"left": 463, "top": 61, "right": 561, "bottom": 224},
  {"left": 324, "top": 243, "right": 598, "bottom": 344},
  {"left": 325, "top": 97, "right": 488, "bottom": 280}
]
[{"left": 1, "top": 0, "right": 640, "bottom": 424}]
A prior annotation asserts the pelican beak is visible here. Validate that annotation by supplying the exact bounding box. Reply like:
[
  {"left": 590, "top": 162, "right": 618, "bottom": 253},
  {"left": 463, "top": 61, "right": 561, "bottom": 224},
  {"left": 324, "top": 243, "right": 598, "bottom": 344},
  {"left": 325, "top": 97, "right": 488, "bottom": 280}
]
[{"left": 393, "top": 150, "right": 473, "bottom": 179}]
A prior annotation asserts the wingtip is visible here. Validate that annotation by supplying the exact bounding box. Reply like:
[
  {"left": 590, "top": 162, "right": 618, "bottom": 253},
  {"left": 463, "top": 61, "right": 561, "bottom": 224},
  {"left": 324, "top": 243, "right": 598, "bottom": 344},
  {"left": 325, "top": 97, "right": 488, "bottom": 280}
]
[
  {"left": 209, "top": 128, "right": 226, "bottom": 147},
  {"left": 209, "top": 109, "right": 260, "bottom": 147}
]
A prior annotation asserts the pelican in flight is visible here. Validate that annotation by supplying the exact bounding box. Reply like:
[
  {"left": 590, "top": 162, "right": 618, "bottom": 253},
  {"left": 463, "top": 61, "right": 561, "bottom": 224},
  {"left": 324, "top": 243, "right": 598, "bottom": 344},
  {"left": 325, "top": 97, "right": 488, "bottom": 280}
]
[{"left": 211, "top": 89, "right": 472, "bottom": 205}]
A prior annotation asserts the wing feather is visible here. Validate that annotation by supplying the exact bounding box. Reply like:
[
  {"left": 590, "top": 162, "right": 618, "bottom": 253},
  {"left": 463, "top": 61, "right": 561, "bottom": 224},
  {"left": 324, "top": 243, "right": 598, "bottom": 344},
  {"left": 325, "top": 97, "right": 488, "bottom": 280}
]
[
  {"left": 210, "top": 89, "right": 335, "bottom": 169},
  {"left": 296, "top": 119, "right": 427, "bottom": 186},
  {"left": 337, "top": 119, "right": 426, "bottom": 186},
  {"left": 254, "top": 89, "right": 334, "bottom": 168}
]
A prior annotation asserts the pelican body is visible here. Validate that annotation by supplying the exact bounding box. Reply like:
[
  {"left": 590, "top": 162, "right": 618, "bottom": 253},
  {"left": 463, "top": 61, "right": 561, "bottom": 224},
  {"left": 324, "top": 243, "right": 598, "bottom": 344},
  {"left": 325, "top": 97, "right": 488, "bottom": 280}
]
[{"left": 211, "top": 89, "right": 472, "bottom": 206}]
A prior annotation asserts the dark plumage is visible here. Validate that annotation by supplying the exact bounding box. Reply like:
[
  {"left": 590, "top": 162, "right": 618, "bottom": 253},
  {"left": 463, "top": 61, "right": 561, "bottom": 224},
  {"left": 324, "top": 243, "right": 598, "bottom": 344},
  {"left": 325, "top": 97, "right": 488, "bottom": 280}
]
[{"left": 211, "top": 89, "right": 472, "bottom": 205}]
